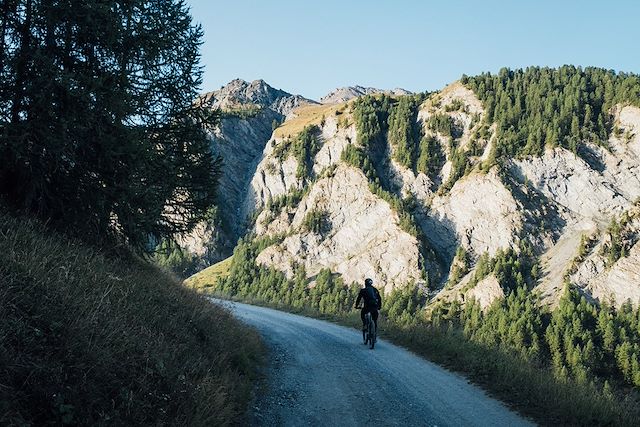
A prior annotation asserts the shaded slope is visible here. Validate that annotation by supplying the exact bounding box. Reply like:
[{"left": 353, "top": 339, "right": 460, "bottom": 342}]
[{"left": 0, "top": 211, "right": 263, "bottom": 425}]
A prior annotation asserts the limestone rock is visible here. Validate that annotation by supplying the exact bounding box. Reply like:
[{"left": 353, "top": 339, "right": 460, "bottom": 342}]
[
  {"left": 313, "top": 117, "right": 357, "bottom": 173},
  {"left": 420, "top": 169, "right": 523, "bottom": 260},
  {"left": 513, "top": 147, "right": 632, "bottom": 225},
  {"left": 587, "top": 241, "right": 640, "bottom": 306},
  {"left": 465, "top": 275, "right": 504, "bottom": 310},
  {"left": 256, "top": 165, "right": 426, "bottom": 294},
  {"left": 565, "top": 207, "right": 640, "bottom": 307}
]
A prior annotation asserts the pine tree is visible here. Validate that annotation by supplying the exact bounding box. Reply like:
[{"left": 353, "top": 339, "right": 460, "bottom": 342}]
[{"left": 0, "top": 0, "right": 220, "bottom": 249}]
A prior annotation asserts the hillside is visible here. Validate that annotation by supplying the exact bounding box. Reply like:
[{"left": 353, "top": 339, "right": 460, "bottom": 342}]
[
  {"left": 181, "top": 80, "right": 415, "bottom": 268},
  {"left": 0, "top": 211, "right": 263, "bottom": 425},
  {"left": 196, "top": 67, "right": 640, "bottom": 307}
]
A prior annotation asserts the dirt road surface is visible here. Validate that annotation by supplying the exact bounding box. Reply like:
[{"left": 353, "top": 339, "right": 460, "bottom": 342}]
[{"left": 214, "top": 299, "right": 534, "bottom": 427}]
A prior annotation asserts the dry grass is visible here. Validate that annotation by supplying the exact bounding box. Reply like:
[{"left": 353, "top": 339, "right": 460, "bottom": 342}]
[
  {"left": 0, "top": 211, "right": 264, "bottom": 426},
  {"left": 274, "top": 103, "right": 348, "bottom": 138},
  {"left": 185, "top": 256, "right": 233, "bottom": 292}
]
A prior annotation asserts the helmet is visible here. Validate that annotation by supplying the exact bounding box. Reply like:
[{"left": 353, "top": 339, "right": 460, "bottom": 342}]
[{"left": 364, "top": 278, "right": 373, "bottom": 286}]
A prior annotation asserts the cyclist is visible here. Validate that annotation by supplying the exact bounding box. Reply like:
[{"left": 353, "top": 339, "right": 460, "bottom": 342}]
[{"left": 355, "top": 278, "right": 382, "bottom": 334}]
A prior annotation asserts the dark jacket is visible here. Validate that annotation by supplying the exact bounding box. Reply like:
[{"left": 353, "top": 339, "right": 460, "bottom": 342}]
[{"left": 356, "top": 285, "right": 382, "bottom": 310}]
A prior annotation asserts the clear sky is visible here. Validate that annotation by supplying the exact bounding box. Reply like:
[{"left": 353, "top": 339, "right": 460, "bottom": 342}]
[{"left": 187, "top": 0, "right": 640, "bottom": 100}]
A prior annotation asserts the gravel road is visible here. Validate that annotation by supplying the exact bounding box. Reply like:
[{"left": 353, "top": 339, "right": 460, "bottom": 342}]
[{"left": 213, "top": 299, "right": 534, "bottom": 427}]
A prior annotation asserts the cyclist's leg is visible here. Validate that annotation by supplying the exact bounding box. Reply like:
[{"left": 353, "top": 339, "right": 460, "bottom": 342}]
[
  {"left": 371, "top": 309, "right": 379, "bottom": 332},
  {"left": 360, "top": 308, "right": 367, "bottom": 330}
]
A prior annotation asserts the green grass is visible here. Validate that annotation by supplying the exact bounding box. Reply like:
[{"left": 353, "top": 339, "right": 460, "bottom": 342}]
[
  {"left": 0, "top": 211, "right": 264, "bottom": 426},
  {"left": 185, "top": 256, "right": 233, "bottom": 292}
]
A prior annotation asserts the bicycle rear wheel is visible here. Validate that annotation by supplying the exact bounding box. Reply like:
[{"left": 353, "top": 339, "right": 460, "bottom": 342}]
[
  {"left": 363, "top": 313, "right": 371, "bottom": 345},
  {"left": 368, "top": 319, "right": 375, "bottom": 349}
]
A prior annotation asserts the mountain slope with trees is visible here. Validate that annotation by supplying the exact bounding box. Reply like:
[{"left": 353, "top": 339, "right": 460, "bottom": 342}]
[{"left": 172, "top": 79, "right": 318, "bottom": 270}]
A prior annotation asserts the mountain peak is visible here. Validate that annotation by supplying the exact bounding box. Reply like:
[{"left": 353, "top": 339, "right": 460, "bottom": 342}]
[
  {"left": 202, "top": 79, "right": 318, "bottom": 116},
  {"left": 320, "top": 86, "right": 412, "bottom": 104}
]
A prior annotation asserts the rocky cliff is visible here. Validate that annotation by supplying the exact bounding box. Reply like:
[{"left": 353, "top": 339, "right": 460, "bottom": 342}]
[{"left": 179, "top": 79, "right": 317, "bottom": 265}]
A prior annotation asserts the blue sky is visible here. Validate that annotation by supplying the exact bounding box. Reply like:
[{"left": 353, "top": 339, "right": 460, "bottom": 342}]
[{"left": 187, "top": 0, "right": 640, "bottom": 100}]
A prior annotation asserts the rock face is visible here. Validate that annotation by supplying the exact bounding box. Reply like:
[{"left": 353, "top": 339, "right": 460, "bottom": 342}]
[
  {"left": 506, "top": 106, "right": 640, "bottom": 307},
  {"left": 587, "top": 242, "right": 640, "bottom": 306},
  {"left": 421, "top": 169, "right": 523, "bottom": 261},
  {"left": 255, "top": 165, "right": 426, "bottom": 293},
  {"left": 567, "top": 206, "right": 640, "bottom": 307},
  {"left": 388, "top": 83, "right": 528, "bottom": 267},
  {"left": 513, "top": 148, "right": 630, "bottom": 224},
  {"left": 320, "top": 86, "right": 412, "bottom": 104},
  {"left": 245, "top": 113, "right": 356, "bottom": 217},
  {"left": 183, "top": 80, "right": 317, "bottom": 264},
  {"left": 188, "top": 76, "right": 640, "bottom": 308},
  {"left": 247, "top": 108, "right": 428, "bottom": 292},
  {"left": 466, "top": 275, "right": 504, "bottom": 310},
  {"left": 210, "top": 112, "right": 278, "bottom": 240}
]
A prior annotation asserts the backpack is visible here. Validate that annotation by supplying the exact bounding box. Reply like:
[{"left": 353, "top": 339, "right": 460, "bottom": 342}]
[{"left": 363, "top": 286, "right": 379, "bottom": 309}]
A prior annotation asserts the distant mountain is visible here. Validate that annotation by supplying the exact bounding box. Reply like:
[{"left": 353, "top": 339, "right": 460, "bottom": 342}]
[
  {"left": 201, "top": 78, "right": 317, "bottom": 116},
  {"left": 320, "top": 85, "right": 412, "bottom": 104}
]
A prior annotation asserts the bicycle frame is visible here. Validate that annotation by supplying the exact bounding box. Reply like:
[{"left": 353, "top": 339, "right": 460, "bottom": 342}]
[{"left": 363, "top": 312, "right": 376, "bottom": 349}]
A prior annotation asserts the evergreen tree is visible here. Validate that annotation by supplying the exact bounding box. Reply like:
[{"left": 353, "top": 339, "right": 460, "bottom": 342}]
[
  {"left": 465, "top": 66, "right": 640, "bottom": 160},
  {"left": 0, "top": 0, "right": 220, "bottom": 249},
  {"left": 388, "top": 96, "right": 420, "bottom": 169},
  {"left": 416, "top": 135, "right": 445, "bottom": 181}
]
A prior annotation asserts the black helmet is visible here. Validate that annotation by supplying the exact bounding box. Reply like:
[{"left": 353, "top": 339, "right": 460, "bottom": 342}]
[{"left": 365, "top": 278, "right": 373, "bottom": 286}]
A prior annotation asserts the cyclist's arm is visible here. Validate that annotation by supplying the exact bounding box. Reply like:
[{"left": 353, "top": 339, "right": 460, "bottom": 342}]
[
  {"left": 376, "top": 289, "right": 382, "bottom": 309},
  {"left": 355, "top": 291, "right": 362, "bottom": 308}
]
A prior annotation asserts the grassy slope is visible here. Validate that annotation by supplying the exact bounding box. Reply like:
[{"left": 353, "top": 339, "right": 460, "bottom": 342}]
[
  {"left": 185, "top": 256, "right": 233, "bottom": 292},
  {"left": 274, "top": 103, "right": 346, "bottom": 138},
  {"left": 0, "top": 212, "right": 264, "bottom": 426}
]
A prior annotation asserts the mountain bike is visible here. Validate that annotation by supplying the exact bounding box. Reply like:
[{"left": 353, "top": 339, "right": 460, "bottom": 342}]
[
  {"left": 365, "top": 312, "right": 376, "bottom": 349},
  {"left": 356, "top": 305, "right": 376, "bottom": 349}
]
